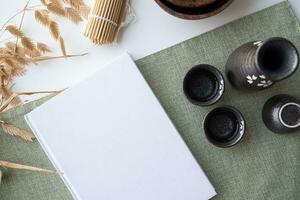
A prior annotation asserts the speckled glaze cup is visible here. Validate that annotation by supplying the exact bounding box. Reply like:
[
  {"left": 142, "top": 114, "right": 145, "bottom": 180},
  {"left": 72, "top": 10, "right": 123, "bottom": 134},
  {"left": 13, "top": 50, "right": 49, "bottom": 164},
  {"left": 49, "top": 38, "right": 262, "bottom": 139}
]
[
  {"left": 262, "top": 95, "right": 300, "bottom": 134},
  {"left": 183, "top": 64, "right": 225, "bottom": 106},
  {"left": 226, "top": 37, "right": 299, "bottom": 90},
  {"left": 203, "top": 106, "right": 245, "bottom": 148}
]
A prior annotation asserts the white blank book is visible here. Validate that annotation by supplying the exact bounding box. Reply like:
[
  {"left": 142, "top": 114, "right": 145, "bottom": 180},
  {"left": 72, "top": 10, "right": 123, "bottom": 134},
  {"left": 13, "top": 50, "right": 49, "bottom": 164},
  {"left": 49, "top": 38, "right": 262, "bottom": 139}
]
[{"left": 25, "top": 53, "right": 216, "bottom": 200}]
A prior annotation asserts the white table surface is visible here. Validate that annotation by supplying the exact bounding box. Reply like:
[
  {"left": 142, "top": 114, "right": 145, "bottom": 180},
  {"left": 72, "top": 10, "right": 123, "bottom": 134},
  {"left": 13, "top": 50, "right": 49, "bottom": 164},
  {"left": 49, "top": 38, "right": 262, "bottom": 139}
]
[{"left": 1, "top": 0, "right": 299, "bottom": 101}]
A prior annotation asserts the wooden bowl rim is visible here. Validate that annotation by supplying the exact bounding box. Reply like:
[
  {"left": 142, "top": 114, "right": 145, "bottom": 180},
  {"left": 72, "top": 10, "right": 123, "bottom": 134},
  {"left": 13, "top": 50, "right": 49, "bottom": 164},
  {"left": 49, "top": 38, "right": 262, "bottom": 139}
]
[
  {"left": 155, "top": 0, "right": 234, "bottom": 20},
  {"left": 165, "top": 0, "right": 218, "bottom": 8}
]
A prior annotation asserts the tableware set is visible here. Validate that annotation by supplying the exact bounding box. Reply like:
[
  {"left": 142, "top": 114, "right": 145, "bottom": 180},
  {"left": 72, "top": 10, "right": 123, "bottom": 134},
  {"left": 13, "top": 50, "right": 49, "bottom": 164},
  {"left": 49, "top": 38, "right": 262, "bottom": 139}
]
[{"left": 183, "top": 37, "right": 300, "bottom": 148}]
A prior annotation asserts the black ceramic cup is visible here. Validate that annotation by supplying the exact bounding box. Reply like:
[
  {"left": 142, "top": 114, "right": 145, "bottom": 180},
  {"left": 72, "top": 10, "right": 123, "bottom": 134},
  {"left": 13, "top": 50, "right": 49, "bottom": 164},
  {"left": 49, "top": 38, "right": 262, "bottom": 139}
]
[
  {"left": 262, "top": 95, "right": 300, "bottom": 134},
  {"left": 203, "top": 106, "right": 245, "bottom": 148},
  {"left": 183, "top": 64, "right": 225, "bottom": 106},
  {"left": 226, "top": 37, "right": 299, "bottom": 90}
]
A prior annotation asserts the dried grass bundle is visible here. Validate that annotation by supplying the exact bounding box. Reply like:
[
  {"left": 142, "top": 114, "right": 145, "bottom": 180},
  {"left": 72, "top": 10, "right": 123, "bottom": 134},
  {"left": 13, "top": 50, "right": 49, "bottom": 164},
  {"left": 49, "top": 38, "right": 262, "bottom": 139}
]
[
  {"left": 34, "top": 0, "right": 90, "bottom": 55},
  {"left": 0, "top": 0, "right": 89, "bottom": 114},
  {"left": 0, "top": 0, "right": 89, "bottom": 182}
]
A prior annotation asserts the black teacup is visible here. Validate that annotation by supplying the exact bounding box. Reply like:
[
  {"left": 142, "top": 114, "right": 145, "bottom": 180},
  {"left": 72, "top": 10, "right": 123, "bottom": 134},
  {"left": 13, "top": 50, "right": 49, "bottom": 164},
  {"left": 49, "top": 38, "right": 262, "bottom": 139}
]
[
  {"left": 203, "top": 106, "right": 245, "bottom": 148},
  {"left": 262, "top": 95, "right": 300, "bottom": 134},
  {"left": 183, "top": 64, "right": 224, "bottom": 106}
]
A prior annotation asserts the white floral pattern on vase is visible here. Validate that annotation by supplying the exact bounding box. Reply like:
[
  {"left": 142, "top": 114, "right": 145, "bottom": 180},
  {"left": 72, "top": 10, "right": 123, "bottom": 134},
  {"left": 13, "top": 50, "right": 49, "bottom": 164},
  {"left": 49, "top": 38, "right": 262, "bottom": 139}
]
[
  {"left": 246, "top": 74, "right": 273, "bottom": 88},
  {"left": 219, "top": 80, "right": 224, "bottom": 95},
  {"left": 239, "top": 121, "right": 245, "bottom": 135},
  {"left": 253, "top": 41, "right": 263, "bottom": 46}
]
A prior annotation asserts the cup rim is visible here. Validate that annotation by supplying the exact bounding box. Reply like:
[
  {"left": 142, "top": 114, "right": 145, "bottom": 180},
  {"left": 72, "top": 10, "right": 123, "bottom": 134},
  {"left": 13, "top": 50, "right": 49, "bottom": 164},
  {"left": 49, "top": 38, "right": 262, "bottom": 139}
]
[
  {"left": 203, "top": 106, "right": 245, "bottom": 148},
  {"left": 183, "top": 64, "right": 225, "bottom": 106},
  {"left": 255, "top": 37, "right": 299, "bottom": 81},
  {"left": 279, "top": 102, "right": 300, "bottom": 129}
]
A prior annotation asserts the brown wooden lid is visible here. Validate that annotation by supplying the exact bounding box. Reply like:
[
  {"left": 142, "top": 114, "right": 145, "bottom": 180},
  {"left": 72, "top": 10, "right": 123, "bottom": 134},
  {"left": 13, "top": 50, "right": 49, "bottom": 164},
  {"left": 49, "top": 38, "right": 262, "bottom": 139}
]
[{"left": 166, "top": 0, "right": 217, "bottom": 8}]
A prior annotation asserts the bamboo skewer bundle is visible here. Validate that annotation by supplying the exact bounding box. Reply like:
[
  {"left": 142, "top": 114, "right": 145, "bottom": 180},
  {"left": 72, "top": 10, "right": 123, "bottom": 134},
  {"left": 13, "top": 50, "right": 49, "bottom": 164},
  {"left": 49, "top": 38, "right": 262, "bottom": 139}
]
[{"left": 84, "top": 0, "right": 127, "bottom": 45}]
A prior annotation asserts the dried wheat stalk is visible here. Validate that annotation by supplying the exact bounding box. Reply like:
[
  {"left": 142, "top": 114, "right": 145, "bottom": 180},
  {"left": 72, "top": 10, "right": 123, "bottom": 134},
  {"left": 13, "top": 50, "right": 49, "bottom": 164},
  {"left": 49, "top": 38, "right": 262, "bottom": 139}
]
[
  {"left": 0, "top": 161, "right": 59, "bottom": 185},
  {"left": 0, "top": 0, "right": 88, "bottom": 140},
  {"left": 0, "top": 0, "right": 89, "bottom": 115},
  {"left": 0, "top": 160, "right": 57, "bottom": 173},
  {"left": 0, "top": 0, "right": 89, "bottom": 182},
  {"left": 34, "top": 0, "right": 90, "bottom": 55}
]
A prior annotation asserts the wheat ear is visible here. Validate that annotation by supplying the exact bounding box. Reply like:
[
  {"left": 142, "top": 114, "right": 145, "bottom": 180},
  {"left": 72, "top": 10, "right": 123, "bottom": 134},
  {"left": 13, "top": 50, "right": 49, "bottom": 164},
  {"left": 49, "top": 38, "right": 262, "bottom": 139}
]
[
  {"left": 5, "top": 25, "right": 25, "bottom": 37},
  {"left": 0, "top": 120, "right": 35, "bottom": 141},
  {"left": 21, "top": 36, "right": 36, "bottom": 51},
  {"left": 63, "top": 0, "right": 84, "bottom": 9},
  {"left": 35, "top": 10, "right": 51, "bottom": 26},
  {"left": 65, "top": 7, "right": 82, "bottom": 24},
  {"left": 37, "top": 42, "right": 51, "bottom": 54},
  {"left": 48, "top": 21, "right": 60, "bottom": 40},
  {"left": 47, "top": 2, "right": 66, "bottom": 16}
]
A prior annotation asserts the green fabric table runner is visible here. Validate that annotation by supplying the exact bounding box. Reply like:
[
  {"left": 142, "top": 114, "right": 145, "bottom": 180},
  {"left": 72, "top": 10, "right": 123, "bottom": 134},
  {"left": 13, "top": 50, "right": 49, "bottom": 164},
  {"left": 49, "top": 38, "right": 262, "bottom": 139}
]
[
  {"left": 1, "top": 1, "right": 299, "bottom": 199},
  {"left": 0, "top": 96, "right": 73, "bottom": 200}
]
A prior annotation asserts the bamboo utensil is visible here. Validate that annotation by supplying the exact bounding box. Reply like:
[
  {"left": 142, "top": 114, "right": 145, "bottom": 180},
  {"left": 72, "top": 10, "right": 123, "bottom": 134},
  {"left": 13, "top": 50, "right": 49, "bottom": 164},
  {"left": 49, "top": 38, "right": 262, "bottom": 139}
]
[{"left": 84, "top": 0, "right": 127, "bottom": 45}]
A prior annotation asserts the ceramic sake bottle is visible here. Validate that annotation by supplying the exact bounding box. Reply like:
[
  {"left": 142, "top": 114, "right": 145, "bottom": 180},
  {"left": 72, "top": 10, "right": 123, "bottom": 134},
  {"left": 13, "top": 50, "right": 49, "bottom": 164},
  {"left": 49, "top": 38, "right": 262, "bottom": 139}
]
[{"left": 226, "top": 37, "right": 299, "bottom": 90}]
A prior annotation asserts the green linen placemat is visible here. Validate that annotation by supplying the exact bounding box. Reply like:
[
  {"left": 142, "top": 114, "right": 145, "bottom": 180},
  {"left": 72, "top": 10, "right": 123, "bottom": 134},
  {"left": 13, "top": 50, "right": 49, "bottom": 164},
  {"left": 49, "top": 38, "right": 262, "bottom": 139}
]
[
  {"left": 0, "top": 96, "right": 73, "bottom": 200},
  {"left": 136, "top": 1, "right": 300, "bottom": 200},
  {"left": 0, "top": 1, "right": 299, "bottom": 199}
]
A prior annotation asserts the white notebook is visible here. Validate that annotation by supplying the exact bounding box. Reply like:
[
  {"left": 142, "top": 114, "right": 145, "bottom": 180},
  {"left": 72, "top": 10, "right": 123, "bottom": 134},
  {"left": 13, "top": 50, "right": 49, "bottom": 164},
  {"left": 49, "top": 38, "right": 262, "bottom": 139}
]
[{"left": 25, "top": 53, "right": 216, "bottom": 200}]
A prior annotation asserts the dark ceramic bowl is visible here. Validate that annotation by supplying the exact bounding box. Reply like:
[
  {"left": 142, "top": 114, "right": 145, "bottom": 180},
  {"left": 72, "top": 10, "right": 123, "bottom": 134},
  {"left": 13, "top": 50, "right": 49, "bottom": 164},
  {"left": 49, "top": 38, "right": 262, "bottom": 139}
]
[
  {"left": 183, "top": 64, "right": 225, "bottom": 106},
  {"left": 203, "top": 106, "right": 245, "bottom": 148},
  {"left": 166, "top": 0, "right": 217, "bottom": 8},
  {"left": 155, "top": 0, "right": 234, "bottom": 20},
  {"left": 262, "top": 95, "right": 300, "bottom": 134}
]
